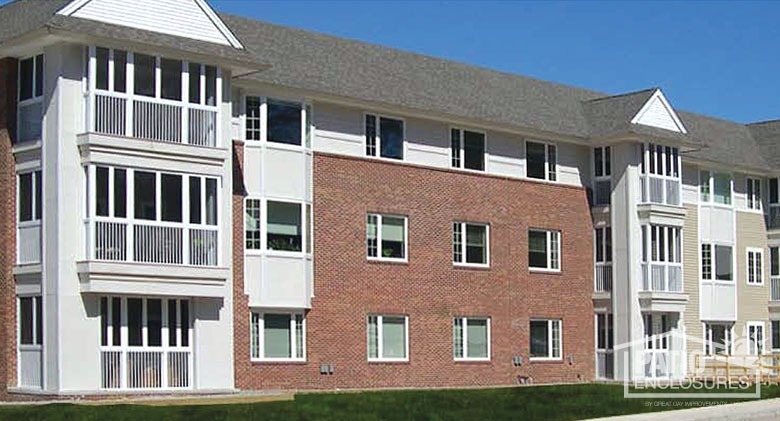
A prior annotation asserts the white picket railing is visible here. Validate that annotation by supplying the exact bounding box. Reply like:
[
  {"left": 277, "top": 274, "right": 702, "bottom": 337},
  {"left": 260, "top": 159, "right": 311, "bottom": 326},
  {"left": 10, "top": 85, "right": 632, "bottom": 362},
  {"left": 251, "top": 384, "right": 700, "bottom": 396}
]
[
  {"left": 642, "top": 263, "right": 683, "bottom": 292},
  {"left": 89, "top": 218, "right": 218, "bottom": 266},
  {"left": 100, "top": 348, "right": 191, "bottom": 390},
  {"left": 595, "top": 263, "right": 612, "bottom": 293},
  {"left": 91, "top": 92, "right": 218, "bottom": 147},
  {"left": 19, "top": 346, "right": 42, "bottom": 389},
  {"left": 641, "top": 175, "right": 681, "bottom": 206},
  {"left": 772, "top": 277, "right": 780, "bottom": 301}
]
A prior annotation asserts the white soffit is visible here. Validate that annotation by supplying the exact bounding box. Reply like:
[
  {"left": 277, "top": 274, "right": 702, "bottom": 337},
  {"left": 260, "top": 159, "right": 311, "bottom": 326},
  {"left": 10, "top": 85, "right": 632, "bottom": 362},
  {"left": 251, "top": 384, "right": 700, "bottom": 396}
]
[
  {"left": 58, "top": 0, "right": 243, "bottom": 49},
  {"left": 630, "top": 89, "right": 687, "bottom": 134}
]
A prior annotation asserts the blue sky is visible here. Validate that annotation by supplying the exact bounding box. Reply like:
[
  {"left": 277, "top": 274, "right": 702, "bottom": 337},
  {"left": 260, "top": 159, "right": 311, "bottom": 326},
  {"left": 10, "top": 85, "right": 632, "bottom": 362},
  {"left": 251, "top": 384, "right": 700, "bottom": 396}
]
[{"left": 6, "top": 1, "right": 779, "bottom": 123}]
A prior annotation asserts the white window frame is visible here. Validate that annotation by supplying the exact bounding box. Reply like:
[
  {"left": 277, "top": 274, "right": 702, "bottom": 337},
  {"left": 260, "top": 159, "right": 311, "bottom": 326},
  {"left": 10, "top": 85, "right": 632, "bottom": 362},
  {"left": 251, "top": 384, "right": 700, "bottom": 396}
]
[
  {"left": 699, "top": 170, "right": 733, "bottom": 207},
  {"left": 746, "top": 247, "right": 764, "bottom": 286},
  {"left": 593, "top": 146, "right": 611, "bottom": 178},
  {"left": 702, "top": 323, "right": 732, "bottom": 356},
  {"left": 264, "top": 199, "right": 309, "bottom": 257},
  {"left": 747, "top": 321, "right": 765, "bottom": 356},
  {"left": 366, "top": 213, "right": 408, "bottom": 262},
  {"left": 364, "top": 113, "right": 406, "bottom": 161},
  {"left": 367, "top": 314, "right": 409, "bottom": 362},
  {"left": 594, "top": 226, "right": 611, "bottom": 264},
  {"left": 640, "top": 143, "right": 681, "bottom": 205},
  {"left": 525, "top": 140, "right": 557, "bottom": 182},
  {"left": 17, "top": 295, "right": 42, "bottom": 348},
  {"left": 529, "top": 229, "right": 561, "bottom": 272},
  {"left": 17, "top": 53, "right": 44, "bottom": 142},
  {"left": 450, "top": 127, "right": 486, "bottom": 172},
  {"left": 249, "top": 311, "right": 306, "bottom": 362},
  {"left": 453, "top": 316, "right": 491, "bottom": 361},
  {"left": 452, "top": 222, "right": 489, "bottom": 267},
  {"left": 771, "top": 320, "right": 780, "bottom": 352},
  {"left": 746, "top": 177, "right": 762, "bottom": 211},
  {"left": 529, "top": 319, "right": 562, "bottom": 361},
  {"left": 243, "top": 95, "right": 309, "bottom": 149},
  {"left": 701, "top": 243, "right": 733, "bottom": 283},
  {"left": 17, "top": 170, "right": 42, "bottom": 223},
  {"left": 244, "top": 197, "right": 262, "bottom": 251}
]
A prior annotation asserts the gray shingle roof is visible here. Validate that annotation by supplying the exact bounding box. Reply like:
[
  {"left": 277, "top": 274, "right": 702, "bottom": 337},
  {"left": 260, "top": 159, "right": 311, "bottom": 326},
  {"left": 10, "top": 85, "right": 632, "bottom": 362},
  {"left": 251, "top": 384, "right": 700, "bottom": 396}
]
[{"left": 1, "top": 1, "right": 777, "bottom": 172}]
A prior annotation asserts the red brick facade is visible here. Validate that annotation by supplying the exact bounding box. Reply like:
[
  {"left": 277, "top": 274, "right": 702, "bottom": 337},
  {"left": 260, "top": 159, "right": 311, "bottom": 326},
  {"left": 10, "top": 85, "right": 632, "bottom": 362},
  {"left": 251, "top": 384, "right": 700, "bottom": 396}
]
[
  {"left": 233, "top": 149, "right": 595, "bottom": 390},
  {"left": 0, "top": 57, "right": 18, "bottom": 395}
]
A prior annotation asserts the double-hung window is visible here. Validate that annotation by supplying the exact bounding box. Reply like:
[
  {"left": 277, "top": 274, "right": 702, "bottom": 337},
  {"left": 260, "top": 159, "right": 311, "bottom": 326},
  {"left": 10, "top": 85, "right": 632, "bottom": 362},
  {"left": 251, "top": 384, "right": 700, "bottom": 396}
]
[
  {"left": 701, "top": 243, "right": 732, "bottom": 281},
  {"left": 18, "top": 170, "right": 42, "bottom": 223},
  {"left": 526, "top": 141, "right": 556, "bottom": 181},
  {"left": 17, "top": 54, "right": 43, "bottom": 142},
  {"left": 594, "top": 227, "right": 612, "bottom": 264},
  {"left": 529, "top": 319, "right": 562, "bottom": 360},
  {"left": 365, "top": 114, "right": 404, "bottom": 160},
  {"left": 453, "top": 317, "right": 490, "bottom": 360},
  {"left": 367, "top": 213, "right": 407, "bottom": 261},
  {"left": 245, "top": 199, "right": 262, "bottom": 250},
  {"left": 452, "top": 222, "right": 488, "bottom": 266},
  {"left": 592, "top": 146, "right": 611, "bottom": 206},
  {"left": 528, "top": 229, "right": 560, "bottom": 271},
  {"left": 243, "top": 199, "right": 311, "bottom": 254},
  {"left": 772, "top": 246, "right": 779, "bottom": 281},
  {"left": 747, "top": 248, "right": 764, "bottom": 285},
  {"left": 250, "top": 312, "right": 305, "bottom": 361},
  {"left": 748, "top": 322, "right": 765, "bottom": 356},
  {"left": 747, "top": 178, "right": 762, "bottom": 211},
  {"left": 700, "top": 171, "right": 732, "bottom": 206},
  {"left": 772, "top": 320, "right": 780, "bottom": 352},
  {"left": 367, "top": 315, "right": 408, "bottom": 361},
  {"left": 18, "top": 296, "right": 43, "bottom": 347},
  {"left": 704, "top": 323, "right": 732, "bottom": 356},
  {"left": 451, "top": 128, "right": 485, "bottom": 171}
]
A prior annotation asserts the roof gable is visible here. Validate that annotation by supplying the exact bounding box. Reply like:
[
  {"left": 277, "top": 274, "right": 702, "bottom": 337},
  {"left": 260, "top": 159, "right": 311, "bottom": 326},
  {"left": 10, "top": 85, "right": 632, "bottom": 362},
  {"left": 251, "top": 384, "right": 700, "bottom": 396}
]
[
  {"left": 57, "top": 0, "right": 242, "bottom": 48},
  {"left": 630, "top": 89, "right": 687, "bottom": 134}
]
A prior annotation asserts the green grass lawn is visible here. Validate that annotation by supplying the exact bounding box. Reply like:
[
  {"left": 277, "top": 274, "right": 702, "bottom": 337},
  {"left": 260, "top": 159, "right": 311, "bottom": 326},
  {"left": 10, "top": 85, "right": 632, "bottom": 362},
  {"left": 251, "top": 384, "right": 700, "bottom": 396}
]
[{"left": 0, "top": 383, "right": 777, "bottom": 421}]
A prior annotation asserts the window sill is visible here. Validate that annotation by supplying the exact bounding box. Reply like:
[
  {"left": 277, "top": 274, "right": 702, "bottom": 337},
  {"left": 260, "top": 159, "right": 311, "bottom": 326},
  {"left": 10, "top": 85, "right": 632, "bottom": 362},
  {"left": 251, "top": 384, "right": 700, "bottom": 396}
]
[
  {"left": 529, "top": 268, "right": 561, "bottom": 274},
  {"left": 747, "top": 282, "right": 765, "bottom": 287},
  {"left": 453, "top": 263, "right": 490, "bottom": 270},
  {"left": 250, "top": 359, "right": 307, "bottom": 365},
  {"left": 368, "top": 359, "right": 409, "bottom": 364},
  {"left": 454, "top": 358, "right": 491, "bottom": 364},
  {"left": 529, "top": 358, "right": 564, "bottom": 363},
  {"left": 367, "top": 258, "right": 408, "bottom": 265}
]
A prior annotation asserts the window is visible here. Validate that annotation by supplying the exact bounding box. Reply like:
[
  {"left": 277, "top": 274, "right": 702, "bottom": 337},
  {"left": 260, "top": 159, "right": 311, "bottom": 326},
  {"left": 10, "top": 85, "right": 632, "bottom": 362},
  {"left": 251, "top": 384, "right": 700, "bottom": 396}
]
[
  {"left": 747, "top": 178, "right": 762, "bottom": 210},
  {"left": 596, "top": 313, "right": 613, "bottom": 351},
  {"left": 365, "top": 114, "right": 404, "bottom": 160},
  {"left": 747, "top": 248, "right": 764, "bottom": 285},
  {"left": 643, "top": 144, "right": 679, "bottom": 178},
  {"left": 594, "top": 146, "right": 611, "bottom": 177},
  {"left": 704, "top": 323, "right": 732, "bottom": 356},
  {"left": 451, "top": 128, "right": 485, "bottom": 171},
  {"left": 133, "top": 53, "right": 156, "bottom": 97},
  {"left": 367, "top": 315, "right": 408, "bottom": 361},
  {"left": 187, "top": 62, "right": 216, "bottom": 106},
  {"left": 772, "top": 321, "right": 780, "bottom": 352},
  {"left": 100, "top": 296, "right": 190, "bottom": 348},
  {"left": 250, "top": 312, "right": 305, "bottom": 361},
  {"left": 452, "top": 222, "right": 488, "bottom": 266},
  {"left": 772, "top": 247, "right": 779, "bottom": 278},
  {"left": 528, "top": 229, "right": 560, "bottom": 271},
  {"left": 367, "top": 214, "right": 407, "bottom": 261},
  {"left": 267, "top": 201, "right": 302, "bottom": 252},
  {"left": 160, "top": 58, "right": 182, "bottom": 101},
  {"left": 267, "top": 99, "right": 302, "bottom": 146},
  {"left": 529, "top": 319, "right": 561, "bottom": 360},
  {"left": 94, "top": 48, "right": 127, "bottom": 93},
  {"left": 771, "top": 178, "right": 779, "bottom": 205},
  {"left": 643, "top": 225, "right": 681, "bottom": 264},
  {"left": 161, "top": 174, "right": 183, "bottom": 222},
  {"left": 701, "top": 171, "right": 732, "bottom": 205},
  {"left": 526, "top": 141, "right": 556, "bottom": 181},
  {"left": 245, "top": 199, "right": 262, "bottom": 250},
  {"left": 453, "top": 317, "right": 490, "bottom": 360},
  {"left": 701, "top": 244, "right": 732, "bottom": 281},
  {"left": 594, "top": 227, "right": 612, "bottom": 263},
  {"left": 748, "top": 322, "right": 765, "bottom": 356},
  {"left": 18, "top": 54, "right": 43, "bottom": 101},
  {"left": 245, "top": 96, "right": 261, "bottom": 141},
  {"left": 95, "top": 166, "right": 126, "bottom": 218},
  {"left": 18, "top": 296, "right": 42, "bottom": 346},
  {"left": 134, "top": 171, "right": 156, "bottom": 220},
  {"left": 18, "top": 170, "right": 42, "bottom": 222}
]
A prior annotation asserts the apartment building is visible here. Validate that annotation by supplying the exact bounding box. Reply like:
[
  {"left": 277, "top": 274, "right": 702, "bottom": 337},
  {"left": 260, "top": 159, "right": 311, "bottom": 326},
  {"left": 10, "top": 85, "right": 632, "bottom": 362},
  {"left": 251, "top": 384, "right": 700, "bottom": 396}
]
[{"left": 0, "top": 0, "right": 777, "bottom": 396}]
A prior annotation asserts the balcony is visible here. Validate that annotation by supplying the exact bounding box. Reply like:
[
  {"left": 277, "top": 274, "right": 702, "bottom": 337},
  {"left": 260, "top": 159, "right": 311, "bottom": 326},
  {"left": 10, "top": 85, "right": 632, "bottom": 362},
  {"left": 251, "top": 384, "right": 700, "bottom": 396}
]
[
  {"left": 100, "top": 348, "right": 191, "bottom": 390},
  {"left": 595, "top": 263, "right": 613, "bottom": 294},
  {"left": 91, "top": 92, "right": 218, "bottom": 147},
  {"left": 640, "top": 175, "right": 680, "bottom": 207},
  {"left": 641, "top": 262, "right": 682, "bottom": 293}
]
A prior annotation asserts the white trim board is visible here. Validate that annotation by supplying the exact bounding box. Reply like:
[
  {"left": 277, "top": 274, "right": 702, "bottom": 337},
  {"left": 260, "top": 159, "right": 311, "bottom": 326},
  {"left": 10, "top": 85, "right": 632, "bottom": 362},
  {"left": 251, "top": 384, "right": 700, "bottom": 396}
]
[
  {"left": 58, "top": 0, "right": 244, "bottom": 49},
  {"left": 630, "top": 89, "right": 687, "bottom": 134}
]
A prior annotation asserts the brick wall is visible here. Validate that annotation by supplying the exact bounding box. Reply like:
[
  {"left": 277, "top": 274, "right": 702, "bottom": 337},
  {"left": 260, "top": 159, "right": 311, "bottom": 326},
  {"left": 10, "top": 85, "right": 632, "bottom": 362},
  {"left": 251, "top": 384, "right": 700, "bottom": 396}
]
[
  {"left": 0, "top": 57, "right": 18, "bottom": 394},
  {"left": 234, "top": 151, "right": 595, "bottom": 390}
]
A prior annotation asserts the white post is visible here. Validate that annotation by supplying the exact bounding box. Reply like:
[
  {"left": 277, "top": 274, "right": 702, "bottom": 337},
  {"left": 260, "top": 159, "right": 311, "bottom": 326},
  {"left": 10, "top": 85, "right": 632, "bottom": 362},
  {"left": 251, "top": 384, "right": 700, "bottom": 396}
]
[
  {"left": 216, "top": 67, "right": 222, "bottom": 148},
  {"left": 127, "top": 169, "right": 134, "bottom": 262},
  {"left": 182, "top": 61, "right": 189, "bottom": 145},
  {"left": 126, "top": 53, "right": 134, "bottom": 137},
  {"left": 88, "top": 46, "right": 97, "bottom": 132}
]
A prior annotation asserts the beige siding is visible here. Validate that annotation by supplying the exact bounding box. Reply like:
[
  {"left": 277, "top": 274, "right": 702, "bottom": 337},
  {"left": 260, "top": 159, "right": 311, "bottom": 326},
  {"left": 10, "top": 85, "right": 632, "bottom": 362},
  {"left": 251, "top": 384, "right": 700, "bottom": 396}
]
[
  {"left": 735, "top": 211, "right": 770, "bottom": 347},
  {"left": 683, "top": 203, "right": 703, "bottom": 361}
]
